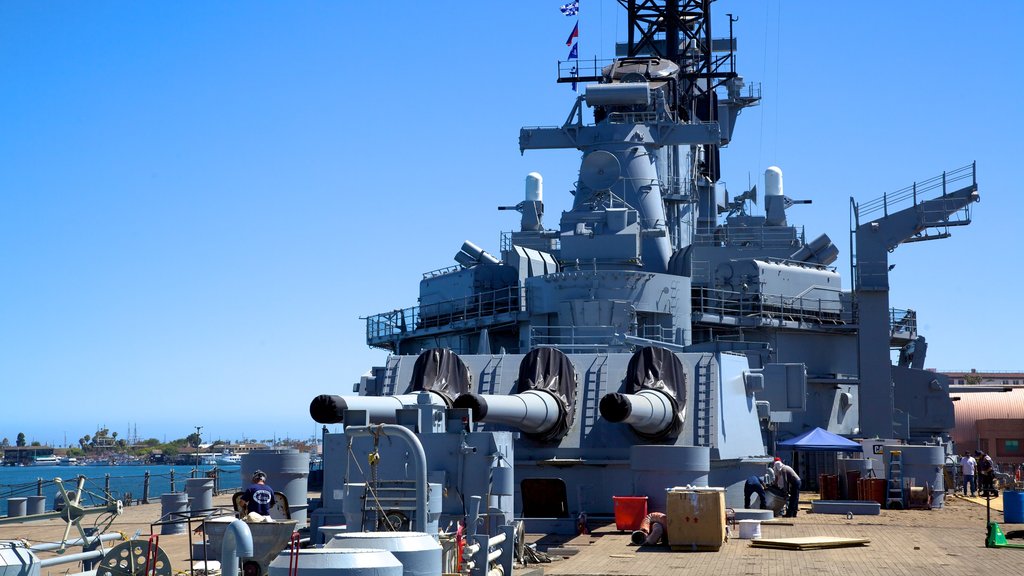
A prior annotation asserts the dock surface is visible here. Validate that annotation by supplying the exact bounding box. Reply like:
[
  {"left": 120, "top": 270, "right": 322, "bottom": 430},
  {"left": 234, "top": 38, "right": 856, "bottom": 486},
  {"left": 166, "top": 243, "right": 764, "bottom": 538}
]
[
  {"left": 533, "top": 495, "right": 1023, "bottom": 576},
  {"left": 1, "top": 493, "right": 1021, "bottom": 575}
]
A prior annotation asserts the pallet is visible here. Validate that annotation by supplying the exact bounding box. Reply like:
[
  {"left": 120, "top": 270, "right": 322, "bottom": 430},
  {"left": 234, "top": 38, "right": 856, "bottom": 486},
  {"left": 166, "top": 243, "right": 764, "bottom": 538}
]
[{"left": 749, "top": 536, "right": 870, "bottom": 550}]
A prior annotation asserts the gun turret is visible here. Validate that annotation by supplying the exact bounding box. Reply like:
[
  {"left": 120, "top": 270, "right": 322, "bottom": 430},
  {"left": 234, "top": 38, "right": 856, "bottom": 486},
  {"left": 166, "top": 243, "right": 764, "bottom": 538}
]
[
  {"left": 600, "top": 346, "right": 687, "bottom": 440},
  {"left": 452, "top": 347, "right": 578, "bottom": 443},
  {"left": 454, "top": 390, "right": 564, "bottom": 439},
  {"left": 599, "top": 389, "right": 677, "bottom": 437}
]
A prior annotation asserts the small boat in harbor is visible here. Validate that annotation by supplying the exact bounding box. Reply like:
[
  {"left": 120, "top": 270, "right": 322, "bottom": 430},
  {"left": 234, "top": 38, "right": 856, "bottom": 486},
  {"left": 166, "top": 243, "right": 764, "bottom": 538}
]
[
  {"left": 31, "top": 455, "right": 60, "bottom": 466},
  {"left": 214, "top": 450, "right": 241, "bottom": 467}
]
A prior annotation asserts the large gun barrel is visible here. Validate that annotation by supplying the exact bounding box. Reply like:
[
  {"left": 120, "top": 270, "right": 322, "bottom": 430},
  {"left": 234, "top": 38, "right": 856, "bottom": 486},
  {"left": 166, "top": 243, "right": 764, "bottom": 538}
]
[
  {"left": 454, "top": 391, "right": 563, "bottom": 439},
  {"left": 309, "top": 393, "right": 446, "bottom": 424},
  {"left": 599, "top": 390, "right": 677, "bottom": 437}
]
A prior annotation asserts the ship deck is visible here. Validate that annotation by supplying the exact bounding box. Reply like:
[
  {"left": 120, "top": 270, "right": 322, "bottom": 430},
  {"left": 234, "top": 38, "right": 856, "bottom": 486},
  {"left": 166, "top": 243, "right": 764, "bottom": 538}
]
[
  {"left": 0, "top": 493, "right": 1020, "bottom": 575},
  {"left": 530, "top": 494, "right": 1023, "bottom": 576}
]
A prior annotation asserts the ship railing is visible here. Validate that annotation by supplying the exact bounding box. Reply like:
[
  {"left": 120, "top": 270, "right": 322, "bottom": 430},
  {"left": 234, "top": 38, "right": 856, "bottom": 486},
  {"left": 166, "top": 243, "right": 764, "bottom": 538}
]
[
  {"left": 500, "top": 231, "right": 561, "bottom": 253},
  {"left": 693, "top": 224, "right": 804, "bottom": 247},
  {"left": 660, "top": 176, "right": 695, "bottom": 201},
  {"left": 530, "top": 324, "right": 686, "bottom": 352},
  {"left": 364, "top": 286, "right": 527, "bottom": 343},
  {"left": 422, "top": 264, "right": 461, "bottom": 279},
  {"left": 692, "top": 286, "right": 850, "bottom": 325},
  {"left": 855, "top": 162, "right": 976, "bottom": 219},
  {"left": 607, "top": 111, "right": 659, "bottom": 124},
  {"left": 530, "top": 325, "right": 618, "bottom": 352},
  {"left": 556, "top": 57, "right": 614, "bottom": 84},
  {"left": 889, "top": 307, "right": 917, "bottom": 337}
]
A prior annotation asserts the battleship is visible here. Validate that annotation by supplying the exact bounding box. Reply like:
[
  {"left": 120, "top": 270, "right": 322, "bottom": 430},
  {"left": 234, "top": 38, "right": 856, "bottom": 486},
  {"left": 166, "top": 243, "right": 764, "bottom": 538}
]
[{"left": 306, "top": 0, "right": 979, "bottom": 556}]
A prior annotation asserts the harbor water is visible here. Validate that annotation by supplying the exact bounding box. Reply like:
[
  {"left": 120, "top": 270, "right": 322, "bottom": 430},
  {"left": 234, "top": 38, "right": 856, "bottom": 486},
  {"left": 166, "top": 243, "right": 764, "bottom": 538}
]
[{"left": 0, "top": 465, "right": 241, "bottom": 516}]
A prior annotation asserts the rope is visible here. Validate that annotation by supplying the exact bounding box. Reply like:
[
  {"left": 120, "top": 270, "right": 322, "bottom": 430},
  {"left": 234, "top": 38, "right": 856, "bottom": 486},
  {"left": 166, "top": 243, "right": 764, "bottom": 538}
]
[{"left": 345, "top": 427, "right": 399, "bottom": 532}]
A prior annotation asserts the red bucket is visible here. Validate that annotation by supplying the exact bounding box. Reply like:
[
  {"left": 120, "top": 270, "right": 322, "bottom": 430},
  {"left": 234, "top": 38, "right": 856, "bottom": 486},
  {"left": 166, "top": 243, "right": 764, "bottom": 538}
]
[{"left": 613, "top": 496, "right": 648, "bottom": 531}]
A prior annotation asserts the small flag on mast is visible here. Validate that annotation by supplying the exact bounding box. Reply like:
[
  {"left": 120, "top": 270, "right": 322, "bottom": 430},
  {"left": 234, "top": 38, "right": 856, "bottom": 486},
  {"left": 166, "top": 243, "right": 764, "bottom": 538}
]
[
  {"left": 566, "top": 21, "right": 579, "bottom": 46},
  {"left": 560, "top": 1, "right": 579, "bottom": 17}
]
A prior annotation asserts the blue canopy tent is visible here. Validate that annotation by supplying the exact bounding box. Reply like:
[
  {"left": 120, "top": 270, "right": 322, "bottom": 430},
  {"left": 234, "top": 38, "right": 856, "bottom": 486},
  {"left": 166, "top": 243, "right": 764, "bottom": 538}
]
[
  {"left": 777, "top": 428, "right": 862, "bottom": 493},
  {"left": 777, "top": 427, "right": 863, "bottom": 452}
]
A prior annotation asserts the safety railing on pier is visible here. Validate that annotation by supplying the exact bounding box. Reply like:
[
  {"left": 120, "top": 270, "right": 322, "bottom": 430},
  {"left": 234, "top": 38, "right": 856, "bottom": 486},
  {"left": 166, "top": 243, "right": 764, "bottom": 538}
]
[{"left": 0, "top": 468, "right": 237, "bottom": 512}]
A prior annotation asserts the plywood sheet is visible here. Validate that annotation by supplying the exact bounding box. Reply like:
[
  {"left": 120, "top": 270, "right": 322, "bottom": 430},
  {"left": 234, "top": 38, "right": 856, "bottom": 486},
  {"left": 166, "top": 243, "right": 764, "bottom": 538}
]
[{"left": 750, "top": 536, "right": 870, "bottom": 550}]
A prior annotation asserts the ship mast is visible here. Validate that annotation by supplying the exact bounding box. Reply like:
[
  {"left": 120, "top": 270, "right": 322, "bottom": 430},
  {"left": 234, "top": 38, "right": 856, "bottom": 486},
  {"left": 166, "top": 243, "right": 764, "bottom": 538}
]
[{"left": 619, "top": 0, "right": 742, "bottom": 246}]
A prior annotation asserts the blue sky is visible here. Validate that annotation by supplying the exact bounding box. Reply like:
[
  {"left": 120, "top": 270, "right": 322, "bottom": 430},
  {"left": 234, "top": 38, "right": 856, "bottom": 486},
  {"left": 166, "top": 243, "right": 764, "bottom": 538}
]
[{"left": 1, "top": 1, "right": 1021, "bottom": 445}]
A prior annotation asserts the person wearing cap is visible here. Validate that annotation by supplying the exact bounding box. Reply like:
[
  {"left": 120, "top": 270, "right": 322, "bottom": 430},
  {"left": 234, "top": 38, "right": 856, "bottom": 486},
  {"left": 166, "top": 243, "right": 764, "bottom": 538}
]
[
  {"left": 241, "top": 470, "right": 276, "bottom": 516},
  {"left": 773, "top": 460, "right": 802, "bottom": 517}
]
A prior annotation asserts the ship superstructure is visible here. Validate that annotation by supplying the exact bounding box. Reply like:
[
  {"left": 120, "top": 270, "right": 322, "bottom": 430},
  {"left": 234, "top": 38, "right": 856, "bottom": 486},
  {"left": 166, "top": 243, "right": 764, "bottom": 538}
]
[{"left": 309, "top": 0, "right": 979, "bottom": 536}]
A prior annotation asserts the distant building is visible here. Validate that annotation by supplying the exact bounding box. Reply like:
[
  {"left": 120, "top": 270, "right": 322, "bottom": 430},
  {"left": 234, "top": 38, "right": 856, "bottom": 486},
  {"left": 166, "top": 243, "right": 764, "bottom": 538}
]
[
  {"left": 1, "top": 446, "right": 57, "bottom": 466},
  {"left": 940, "top": 369, "right": 1024, "bottom": 387},
  {"left": 946, "top": 384, "right": 1024, "bottom": 468}
]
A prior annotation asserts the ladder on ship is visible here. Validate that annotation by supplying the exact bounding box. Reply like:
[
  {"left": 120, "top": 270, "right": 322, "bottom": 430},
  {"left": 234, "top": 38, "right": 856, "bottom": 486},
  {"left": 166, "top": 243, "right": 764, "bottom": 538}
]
[
  {"left": 694, "top": 355, "right": 715, "bottom": 447},
  {"left": 886, "top": 450, "right": 905, "bottom": 509}
]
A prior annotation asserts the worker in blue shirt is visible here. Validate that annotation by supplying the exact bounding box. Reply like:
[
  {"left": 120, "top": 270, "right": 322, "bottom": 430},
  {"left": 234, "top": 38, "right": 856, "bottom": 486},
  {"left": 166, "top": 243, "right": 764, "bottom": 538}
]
[
  {"left": 241, "top": 470, "right": 275, "bottom": 516},
  {"left": 744, "top": 474, "right": 767, "bottom": 509}
]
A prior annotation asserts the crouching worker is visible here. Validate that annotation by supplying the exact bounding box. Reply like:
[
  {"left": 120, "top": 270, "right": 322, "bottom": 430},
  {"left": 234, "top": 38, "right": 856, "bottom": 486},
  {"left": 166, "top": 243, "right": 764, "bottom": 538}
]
[
  {"left": 773, "top": 460, "right": 802, "bottom": 517},
  {"left": 744, "top": 474, "right": 767, "bottom": 509},
  {"left": 241, "top": 470, "right": 276, "bottom": 518}
]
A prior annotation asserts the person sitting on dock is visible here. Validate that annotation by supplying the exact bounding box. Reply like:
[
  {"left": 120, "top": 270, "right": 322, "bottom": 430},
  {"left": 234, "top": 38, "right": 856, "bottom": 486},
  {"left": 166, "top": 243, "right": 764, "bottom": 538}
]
[
  {"left": 241, "top": 470, "right": 276, "bottom": 517},
  {"left": 773, "top": 460, "right": 802, "bottom": 517},
  {"left": 744, "top": 474, "right": 767, "bottom": 509}
]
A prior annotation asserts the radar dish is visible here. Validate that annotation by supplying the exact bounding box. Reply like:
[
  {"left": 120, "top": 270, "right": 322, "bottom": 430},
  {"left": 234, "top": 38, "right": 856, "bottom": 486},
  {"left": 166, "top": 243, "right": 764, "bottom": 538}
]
[{"left": 580, "top": 151, "right": 621, "bottom": 191}]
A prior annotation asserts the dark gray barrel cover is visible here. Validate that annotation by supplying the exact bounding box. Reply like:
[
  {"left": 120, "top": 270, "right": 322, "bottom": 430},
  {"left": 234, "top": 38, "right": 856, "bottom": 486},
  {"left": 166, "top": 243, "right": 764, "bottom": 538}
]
[
  {"left": 515, "top": 347, "right": 578, "bottom": 441},
  {"left": 407, "top": 348, "right": 472, "bottom": 404},
  {"left": 626, "top": 346, "right": 686, "bottom": 438}
]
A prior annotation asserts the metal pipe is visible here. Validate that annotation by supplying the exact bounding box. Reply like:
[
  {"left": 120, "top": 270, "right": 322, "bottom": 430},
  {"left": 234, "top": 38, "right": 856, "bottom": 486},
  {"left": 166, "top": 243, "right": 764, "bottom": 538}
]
[
  {"left": 221, "top": 520, "right": 254, "bottom": 576},
  {"left": 487, "top": 548, "right": 502, "bottom": 562},
  {"left": 463, "top": 543, "right": 481, "bottom": 557},
  {"left": 344, "top": 424, "right": 429, "bottom": 533},
  {"left": 310, "top": 393, "right": 446, "bottom": 424},
  {"left": 39, "top": 550, "right": 104, "bottom": 567},
  {"left": 489, "top": 532, "right": 507, "bottom": 546},
  {"left": 467, "top": 495, "right": 482, "bottom": 537},
  {"left": 454, "top": 391, "right": 561, "bottom": 435},
  {"left": 31, "top": 533, "right": 123, "bottom": 552},
  {"left": 599, "top": 389, "right": 675, "bottom": 435}
]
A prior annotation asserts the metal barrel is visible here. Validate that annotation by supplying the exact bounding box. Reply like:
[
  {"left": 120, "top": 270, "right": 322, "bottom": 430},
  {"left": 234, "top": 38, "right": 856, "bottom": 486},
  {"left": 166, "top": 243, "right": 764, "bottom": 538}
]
[
  {"left": 599, "top": 390, "right": 675, "bottom": 436},
  {"left": 309, "top": 393, "right": 446, "bottom": 424},
  {"left": 6, "top": 498, "right": 27, "bottom": 518},
  {"left": 159, "top": 493, "right": 189, "bottom": 535},
  {"left": 453, "top": 391, "right": 562, "bottom": 436},
  {"left": 26, "top": 495, "right": 46, "bottom": 516},
  {"left": 185, "top": 477, "right": 215, "bottom": 516}
]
